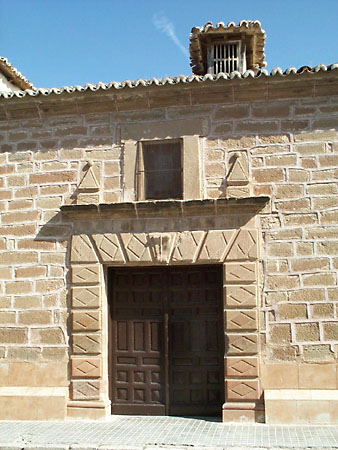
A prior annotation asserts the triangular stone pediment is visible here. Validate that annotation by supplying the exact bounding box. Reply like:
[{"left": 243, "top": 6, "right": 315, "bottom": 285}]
[
  {"left": 227, "top": 154, "right": 249, "bottom": 186},
  {"left": 78, "top": 166, "right": 100, "bottom": 191}
]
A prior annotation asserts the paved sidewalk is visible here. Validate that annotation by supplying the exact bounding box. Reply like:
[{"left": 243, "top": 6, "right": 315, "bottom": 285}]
[{"left": 0, "top": 416, "right": 338, "bottom": 449}]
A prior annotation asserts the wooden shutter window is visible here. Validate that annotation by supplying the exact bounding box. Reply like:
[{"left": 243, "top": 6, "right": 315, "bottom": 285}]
[{"left": 140, "top": 141, "right": 182, "bottom": 200}]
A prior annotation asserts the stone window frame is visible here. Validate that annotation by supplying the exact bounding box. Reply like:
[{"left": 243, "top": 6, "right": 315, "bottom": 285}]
[
  {"left": 120, "top": 118, "right": 206, "bottom": 203},
  {"left": 123, "top": 136, "right": 202, "bottom": 202}
]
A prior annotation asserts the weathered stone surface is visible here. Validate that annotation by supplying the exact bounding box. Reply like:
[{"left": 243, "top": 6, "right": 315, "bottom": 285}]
[
  {"left": 93, "top": 233, "right": 125, "bottom": 263},
  {"left": 226, "top": 229, "right": 258, "bottom": 260},
  {"left": 226, "top": 285, "right": 257, "bottom": 308},
  {"left": 0, "top": 328, "right": 27, "bottom": 344},
  {"left": 30, "top": 327, "right": 65, "bottom": 345},
  {"left": 295, "top": 322, "right": 320, "bottom": 342},
  {"left": 226, "top": 357, "right": 259, "bottom": 377},
  {"left": 224, "top": 263, "right": 257, "bottom": 284},
  {"left": 72, "top": 265, "right": 101, "bottom": 285},
  {"left": 72, "top": 333, "right": 101, "bottom": 354},
  {"left": 120, "top": 233, "right": 152, "bottom": 263},
  {"left": 72, "top": 286, "right": 101, "bottom": 308},
  {"left": 171, "top": 231, "right": 204, "bottom": 263},
  {"left": 71, "top": 357, "right": 101, "bottom": 378},
  {"left": 71, "top": 380, "right": 100, "bottom": 400},
  {"left": 71, "top": 235, "right": 99, "bottom": 263},
  {"left": 72, "top": 311, "right": 101, "bottom": 332},
  {"left": 303, "top": 344, "right": 335, "bottom": 362},
  {"left": 198, "top": 230, "right": 234, "bottom": 262},
  {"left": 227, "top": 152, "right": 249, "bottom": 186},
  {"left": 225, "top": 333, "right": 258, "bottom": 355},
  {"left": 226, "top": 379, "right": 261, "bottom": 401},
  {"left": 278, "top": 304, "right": 307, "bottom": 320},
  {"left": 225, "top": 310, "right": 257, "bottom": 331},
  {"left": 270, "top": 324, "right": 291, "bottom": 344},
  {"left": 120, "top": 118, "right": 207, "bottom": 140}
]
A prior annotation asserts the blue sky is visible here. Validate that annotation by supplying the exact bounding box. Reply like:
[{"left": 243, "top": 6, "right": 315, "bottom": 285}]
[{"left": 1, "top": 0, "right": 337, "bottom": 89}]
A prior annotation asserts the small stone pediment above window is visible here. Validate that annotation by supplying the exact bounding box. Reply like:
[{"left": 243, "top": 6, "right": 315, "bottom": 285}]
[{"left": 76, "top": 161, "right": 101, "bottom": 205}]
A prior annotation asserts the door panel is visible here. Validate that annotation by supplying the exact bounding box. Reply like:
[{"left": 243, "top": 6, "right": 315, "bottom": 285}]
[
  {"left": 109, "top": 266, "right": 224, "bottom": 416},
  {"left": 168, "top": 267, "right": 224, "bottom": 416},
  {"left": 110, "top": 269, "right": 165, "bottom": 415}
]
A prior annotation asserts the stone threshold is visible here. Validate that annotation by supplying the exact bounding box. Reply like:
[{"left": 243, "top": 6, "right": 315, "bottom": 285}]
[{"left": 61, "top": 196, "right": 270, "bottom": 219}]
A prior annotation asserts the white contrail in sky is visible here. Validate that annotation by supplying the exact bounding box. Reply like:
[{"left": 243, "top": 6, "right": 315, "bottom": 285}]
[{"left": 153, "top": 13, "right": 189, "bottom": 58}]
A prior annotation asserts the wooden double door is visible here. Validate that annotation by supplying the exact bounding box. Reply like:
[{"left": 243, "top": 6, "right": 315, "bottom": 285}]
[{"left": 108, "top": 265, "right": 224, "bottom": 416}]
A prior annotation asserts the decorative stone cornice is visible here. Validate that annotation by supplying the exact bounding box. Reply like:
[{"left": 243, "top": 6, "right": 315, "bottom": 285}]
[{"left": 61, "top": 197, "right": 269, "bottom": 220}]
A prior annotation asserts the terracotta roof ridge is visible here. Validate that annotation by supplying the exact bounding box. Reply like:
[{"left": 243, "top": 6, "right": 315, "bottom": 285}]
[
  {"left": 0, "top": 57, "right": 35, "bottom": 90},
  {"left": 1, "top": 63, "right": 337, "bottom": 100},
  {"left": 191, "top": 20, "right": 265, "bottom": 34}
]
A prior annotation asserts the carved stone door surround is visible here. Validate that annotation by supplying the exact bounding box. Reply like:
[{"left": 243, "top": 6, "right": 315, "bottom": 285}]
[{"left": 62, "top": 197, "right": 268, "bottom": 421}]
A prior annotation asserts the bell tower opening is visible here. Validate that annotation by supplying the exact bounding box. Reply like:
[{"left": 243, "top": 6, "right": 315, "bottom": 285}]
[{"left": 189, "top": 20, "right": 266, "bottom": 75}]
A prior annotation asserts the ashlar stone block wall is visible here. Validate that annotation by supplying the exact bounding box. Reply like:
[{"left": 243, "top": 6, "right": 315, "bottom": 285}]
[{"left": 0, "top": 78, "right": 338, "bottom": 420}]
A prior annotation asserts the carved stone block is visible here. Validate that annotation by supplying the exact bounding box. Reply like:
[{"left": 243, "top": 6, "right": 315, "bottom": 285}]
[
  {"left": 72, "top": 333, "right": 101, "bottom": 355},
  {"left": 72, "top": 264, "right": 101, "bottom": 285},
  {"left": 148, "top": 233, "right": 174, "bottom": 263},
  {"left": 198, "top": 230, "right": 235, "bottom": 262},
  {"left": 226, "top": 379, "right": 261, "bottom": 401},
  {"left": 226, "top": 333, "right": 258, "bottom": 355},
  {"left": 224, "top": 262, "right": 257, "bottom": 284},
  {"left": 78, "top": 165, "right": 100, "bottom": 190},
  {"left": 71, "top": 235, "right": 98, "bottom": 263},
  {"left": 93, "top": 234, "right": 125, "bottom": 263},
  {"left": 73, "top": 311, "right": 101, "bottom": 332},
  {"left": 171, "top": 231, "right": 203, "bottom": 263},
  {"left": 226, "top": 229, "right": 258, "bottom": 261},
  {"left": 121, "top": 233, "right": 152, "bottom": 263},
  {"left": 77, "top": 193, "right": 100, "bottom": 205},
  {"left": 225, "top": 310, "right": 257, "bottom": 331},
  {"left": 226, "top": 285, "right": 257, "bottom": 308},
  {"left": 227, "top": 151, "right": 249, "bottom": 186},
  {"left": 226, "top": 357, "right": 259, "bottom": 377},
  {"left": 71, "top": 380, "right": 100, "bottom": 400},
  {"left": 72, "top": 286, "right": 101, "bottom": 309},
  {"left": 71, "top": 357, "right": 101, "bottom": 378}
]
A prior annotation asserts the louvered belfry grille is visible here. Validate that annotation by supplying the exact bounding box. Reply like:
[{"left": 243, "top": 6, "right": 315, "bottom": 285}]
[{"left": 212, "top": 42, "right": 239, "bottom": 74}]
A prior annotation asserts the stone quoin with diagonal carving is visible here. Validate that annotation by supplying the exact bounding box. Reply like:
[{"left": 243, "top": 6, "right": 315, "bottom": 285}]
[
  {"left": 226, "top": 357, "right": 259, "bottom": 377},
  {"left": 72, "top": 286, "right": 101, "bottom": 309},
  {"left": 71, "top": 357, "right": 101, "bottom": 378},
  {"left": 72, "top": 333, "right": 101, "bottom": 355},
  {"left": 71, "top": 235, "right": 98, "bottom": 263},
  {"left": 225, "top": 310, "right": 258, "bottom": 331},
  {"left": 226, "top": 379, "right": 261, "bottom": 401},
  {"left": 225, "top": 285, "right": 257, "bottom": 308},
  {"left": 71, "top": 380, "right": 101, "bottom": 400},
  {"left": 226, "top": 334, "right": 258, "bottom": 355},
  {"left": 224, "top": 262, "right": 257, "bottom": 284},
  {"left": 72, "top": 311, "right": 101, "bottom": 332},
  {"left": 72, "top": 265, "right": 101, "bottom": 285}
]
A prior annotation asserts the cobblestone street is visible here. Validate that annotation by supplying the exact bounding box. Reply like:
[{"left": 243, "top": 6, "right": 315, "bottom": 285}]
[{"left": 0, "top": 416, "right": 338, "bottom": 449}]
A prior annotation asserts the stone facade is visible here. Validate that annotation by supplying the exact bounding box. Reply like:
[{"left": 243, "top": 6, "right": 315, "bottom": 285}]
[{"left": 0, "top": 68, "right": 338, "bottom": 422}]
